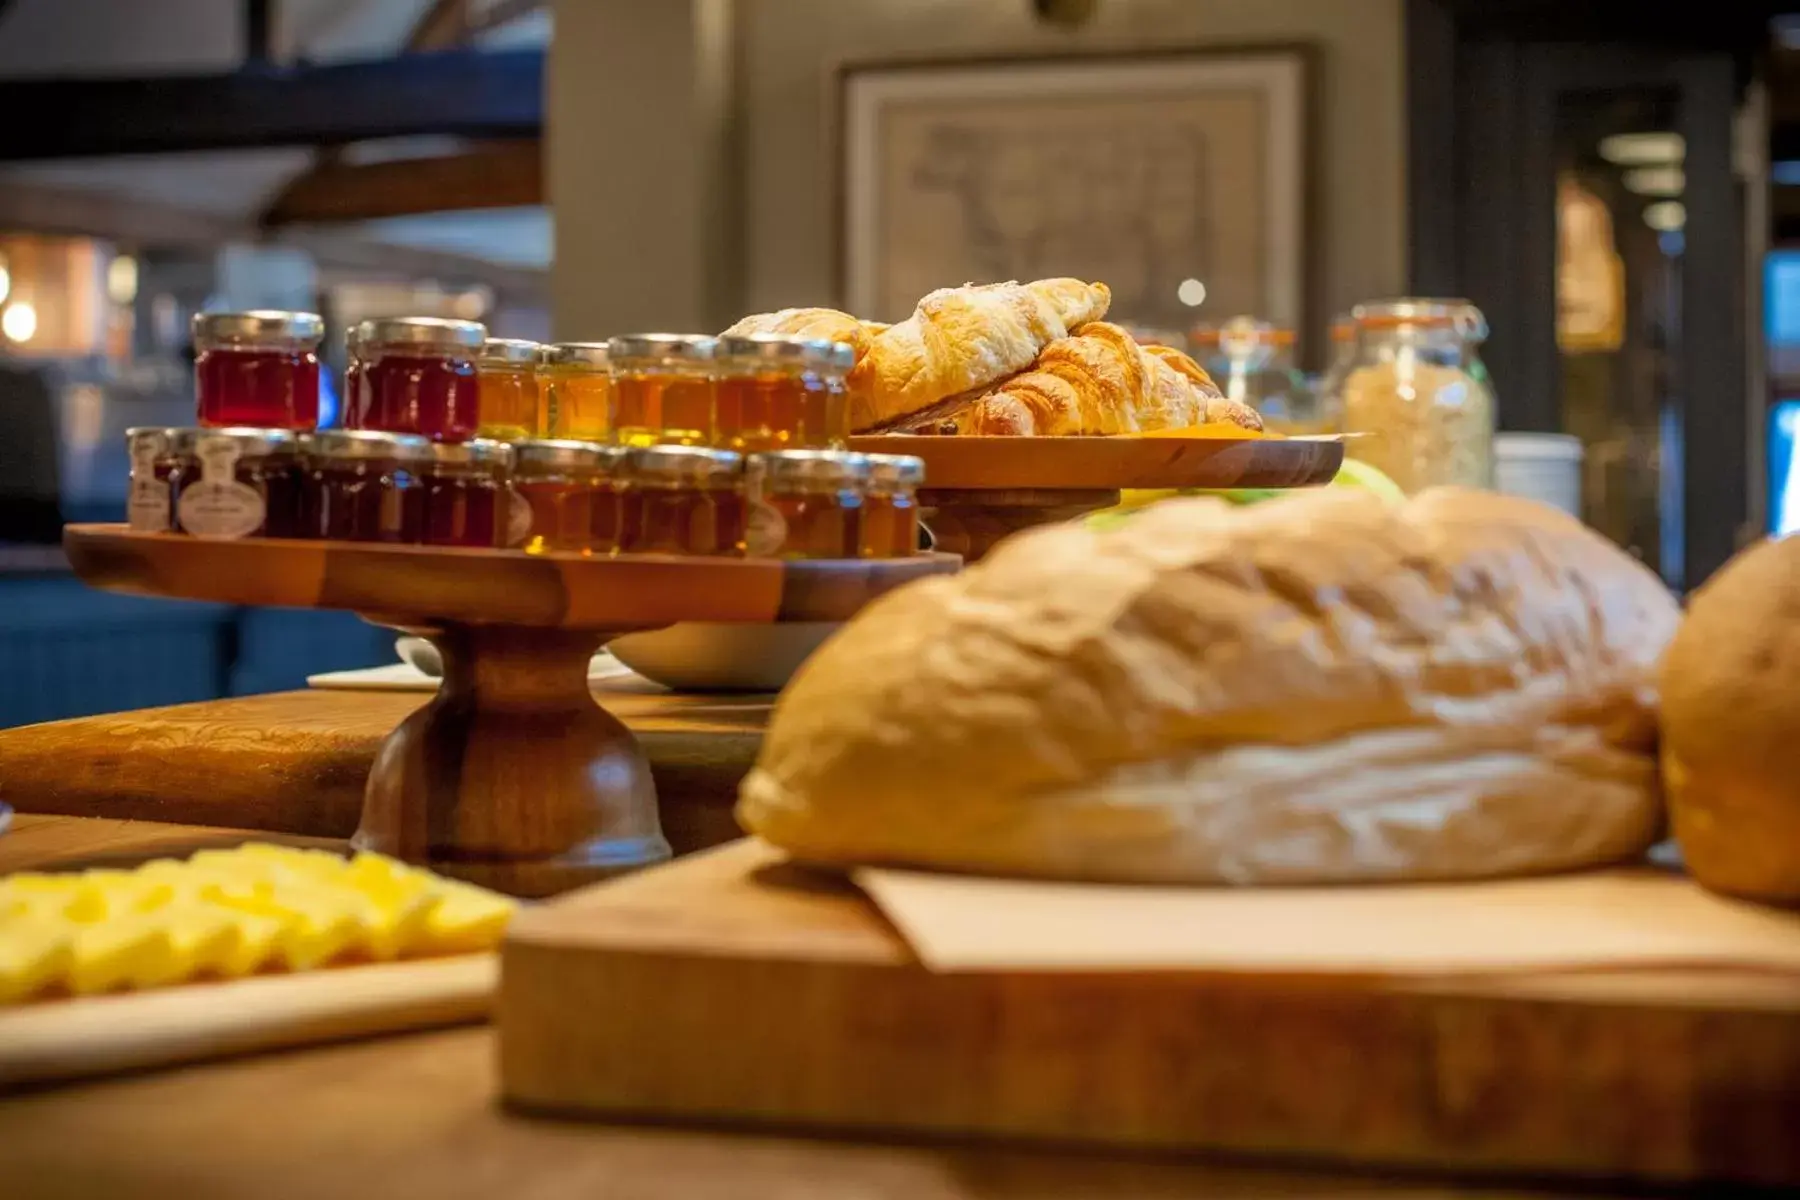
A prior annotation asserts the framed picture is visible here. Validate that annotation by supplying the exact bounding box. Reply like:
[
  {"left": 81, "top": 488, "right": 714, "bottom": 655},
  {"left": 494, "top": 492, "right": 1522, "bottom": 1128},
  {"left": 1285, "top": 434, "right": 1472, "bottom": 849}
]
[{"left": 838, "top": 49, "right": 1310, "bottom": 334}]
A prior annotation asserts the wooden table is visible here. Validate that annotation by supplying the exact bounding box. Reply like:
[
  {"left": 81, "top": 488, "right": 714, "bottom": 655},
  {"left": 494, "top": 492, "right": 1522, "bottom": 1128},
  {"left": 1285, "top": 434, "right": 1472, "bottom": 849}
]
[{"left": 1, "top": 822, "right": 1644, "bottom": 1200}]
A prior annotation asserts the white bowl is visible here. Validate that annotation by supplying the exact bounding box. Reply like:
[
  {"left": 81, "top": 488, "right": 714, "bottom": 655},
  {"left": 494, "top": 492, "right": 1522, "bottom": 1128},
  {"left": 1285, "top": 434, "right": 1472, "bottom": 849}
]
[{"left": 607, "top": 622, "right": 840, "bottom": 692}]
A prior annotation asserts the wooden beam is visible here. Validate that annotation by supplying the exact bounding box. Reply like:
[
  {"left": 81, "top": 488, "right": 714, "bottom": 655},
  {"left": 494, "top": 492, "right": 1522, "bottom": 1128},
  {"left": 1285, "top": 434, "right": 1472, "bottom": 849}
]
[
  {"left": 0, "top": 49, "right": 543, "bottom": 161},
  {"left": 0, "top": 179, "right": 248, "bottom": 246},
  {"left": 260, "top": 140, "right": 542, "bottom": 227}
]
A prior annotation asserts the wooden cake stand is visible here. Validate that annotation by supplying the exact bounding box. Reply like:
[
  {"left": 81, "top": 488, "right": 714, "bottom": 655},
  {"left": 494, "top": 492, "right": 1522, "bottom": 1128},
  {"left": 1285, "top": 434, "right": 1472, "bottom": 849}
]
[
  {"left": 849, "top": 434, "right": 1344, "bottom": 560},
  {"left": 62, "top": 525, "right": 959, "bottom": 897}
]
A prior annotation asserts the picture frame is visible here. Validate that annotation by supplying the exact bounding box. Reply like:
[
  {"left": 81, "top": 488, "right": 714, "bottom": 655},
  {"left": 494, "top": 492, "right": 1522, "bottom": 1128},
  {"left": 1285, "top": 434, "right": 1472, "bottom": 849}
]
[{"left": 837, "top": 49, "right": 1311, "bottom": 336}]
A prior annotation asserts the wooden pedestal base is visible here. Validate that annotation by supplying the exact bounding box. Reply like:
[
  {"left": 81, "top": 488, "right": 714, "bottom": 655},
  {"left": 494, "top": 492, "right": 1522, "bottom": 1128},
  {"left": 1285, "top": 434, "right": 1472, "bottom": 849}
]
[
  {"left": 355, "top": 623, "right": 669, "bottom": 897},
  {"left": 921, "top": 488, "right": 1118, "bottom": 561}
]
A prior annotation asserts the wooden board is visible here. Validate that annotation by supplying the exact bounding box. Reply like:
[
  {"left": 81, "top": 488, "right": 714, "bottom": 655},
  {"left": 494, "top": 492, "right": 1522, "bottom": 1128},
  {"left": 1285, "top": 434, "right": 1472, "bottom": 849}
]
[
  {"left": 498, "top": 840, "right": 1800, "bottom": 1188},
  {"left": 849, "top": 434, "right": 1343, "bottom": 491},
  {"left": 0, "top": 690, "right": 768, "bottom": 857}
]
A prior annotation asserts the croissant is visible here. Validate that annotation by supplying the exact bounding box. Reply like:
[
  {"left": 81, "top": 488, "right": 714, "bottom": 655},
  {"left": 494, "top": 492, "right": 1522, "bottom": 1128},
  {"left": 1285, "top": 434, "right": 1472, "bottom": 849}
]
[
  {"left": 720, "top": 308, "right": 888, "bottom": 361},
  {"left": 887, "top": 322, "right": 1262, "bottom": 436},
  {"left": 847, "top": 279, "right": 1111, "bottom": 431}
]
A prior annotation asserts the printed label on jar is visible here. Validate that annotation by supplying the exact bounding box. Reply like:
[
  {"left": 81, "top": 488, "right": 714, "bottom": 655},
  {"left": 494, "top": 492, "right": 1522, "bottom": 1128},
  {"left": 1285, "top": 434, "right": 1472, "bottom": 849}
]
[
  {"left": 744, "top": 501, "right": 788, "bottom": 557},
  {"left": 127, "top": 479, "right": 171, "bottom": 532},
  {"left": 504, "top": 485, "right": 533, "bottom": 547},
  {"left": 177, "top": 480, "right": 266, "bottom": 540},
  {"left": 128, "top": 431, "right": 165, "bottom": 477}
]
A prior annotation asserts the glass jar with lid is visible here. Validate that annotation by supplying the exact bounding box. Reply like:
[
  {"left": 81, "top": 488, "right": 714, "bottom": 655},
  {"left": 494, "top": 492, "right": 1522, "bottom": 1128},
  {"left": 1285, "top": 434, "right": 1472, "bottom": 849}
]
[
  {"left": 607, "top": 334, "right": 718, "bottom": 447},
  {"left": 422, "top": 439, "right": 513, "bottom": 548},
  {"left": 511, "top": 439, "right": 627, "bottom": 554},
  {"left": 859, "top": 453, "right": 925, "bottom": 558},
  {"left": 301, "top": 429, "right": 431, "bottom": 543},
  {"left": 126, "top": 426, "right": 175, "bottom": 532},
  {"left": 619, "top": 445, "right": 745, "bottom": 556},
  {"left": 745, "top": 450, "right": 868, "bottom": 558},
  {"left": 539, "top": 343, "right": 612, "bottom": 443},
  {"left": 348, "top": 317, "right": 486, "bottom": 442},
  {"left": 170, "top": 427, "right": 305, "bottom": 540},
  {"left": 716, "top": 334, "right": 852, "bottom": 451},
  {"left": 1342, "top": 299, "right": 1495, "bottom": 494},
  {"left": 192, "top": 311, "right": 324, "bottom": 430},
  {"left": 475, "top": 338, "right": 541, "bottom": 442},
  {"left": 1208, "top": 316, "right": 1322, "bottom": 435}
]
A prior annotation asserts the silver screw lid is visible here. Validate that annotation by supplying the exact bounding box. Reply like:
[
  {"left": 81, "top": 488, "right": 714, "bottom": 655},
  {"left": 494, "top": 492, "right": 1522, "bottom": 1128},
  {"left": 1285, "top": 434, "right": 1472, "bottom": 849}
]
[
  {"left": 513, "top": 438, "right": 627, "bottom": 475},
  {"left": 717, "top": 334, "right": 852, "bottom": 372},
  {"left": 478, "top": 338, "right": 541, "bottom": 367},
  {"left": 352, "top": 317, "right": 487, "bottom": 353},
  {"left": 607, "top": 333, "right": 718, "bottom": 366},
  {"left": 863, "top": 453, "right": 926, "bottom": 490},
  {"left": 168, "top": 426, "right": 302, "bottom": 458},
  {"left": 191, "top": 310, "right": 324, "bottom": 349},
  {"left": 749, "top": 449, "right": 870, "bottom": 489},
  {"left": 304, "top": 429, "right": 433, "bottom": 463},
  {"left": 539, "top": 342, "right": 612, "bottom": 370},
  {"left": 430, "top": 438, "right": 515, "bottom": 469},
  {"left": 624, "top": 444, "right": 742, "bottom": 487}
]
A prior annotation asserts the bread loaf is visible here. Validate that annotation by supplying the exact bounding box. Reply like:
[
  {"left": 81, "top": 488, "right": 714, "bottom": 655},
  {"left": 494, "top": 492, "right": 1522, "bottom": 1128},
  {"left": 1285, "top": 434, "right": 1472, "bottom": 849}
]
[
  {"left": 847, "top": 279, "right": 1110, "bottom": 432},
  {"left": 739, "top": 488, "right": 1678, "bottom": 884}
]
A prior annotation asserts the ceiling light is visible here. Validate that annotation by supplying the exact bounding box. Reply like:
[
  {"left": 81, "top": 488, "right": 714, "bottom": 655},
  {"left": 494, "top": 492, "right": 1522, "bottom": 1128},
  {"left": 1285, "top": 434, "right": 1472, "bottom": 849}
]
[
  {"left": 1643, "top": 200, "right": 1686, "bottom": 233},
  {"left": 1623, "top": 166, "right": 1684, "bottom": 197},
  {"left": 1599, "top": 132, "right": 1685, "bottom": 166},
  {"left": 3, "top": 301, "right": 38, "bottom": 343},
  {"left": 106, "top": 255, "right": 139, "bottom": 306},
  {"left": 1176, "top": 278, "right": 1207, "bottom": 307}
]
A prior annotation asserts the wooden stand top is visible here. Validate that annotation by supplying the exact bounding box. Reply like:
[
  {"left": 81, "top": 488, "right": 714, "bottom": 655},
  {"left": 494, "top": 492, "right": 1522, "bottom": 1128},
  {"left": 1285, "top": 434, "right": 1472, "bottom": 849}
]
[
  {"left": 848, "top": 433, "right": 1344, "bottom": 491},
  {"left": 62, "top": 526, "right": 959, "bottom": 629}
]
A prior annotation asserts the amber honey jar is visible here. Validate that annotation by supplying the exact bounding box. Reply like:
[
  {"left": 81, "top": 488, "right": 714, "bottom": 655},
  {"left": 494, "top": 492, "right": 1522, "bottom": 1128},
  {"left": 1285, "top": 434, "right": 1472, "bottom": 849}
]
[
  {"left": 422, "top": 439, "right": 512, "bottom": 548},
  {"left": 538, "top": 342, "right": 612, "bottom": 443},
  {"left": 512, "top": 439, "right": 626, "bottom": 554},
  {"left": 475, "top": 338, "right": 542, "bottom": 442},
  {"left": 714, "top": 335, "right": 852, "bottom": 452},
  {"left": 860, "top": 453, "right": 925, "bottom": 558},
  {"left": 126, "top": 426, "right": 175, "bottom": 532},
  {"left": 168, "top": 427, "right": 304, "bottom": 540},
  {"left": 192, "top": 311, "right": 323, "bottom": 430},
  {"left": 745, "top": 450, "right": 868, "bottom": 559},
  {"left": 618, "top": 445, "right": 745, "bottom": 556},
  {"left": 301, "top": 430, "right": 430, "bottom": 543},
  {"left": 607, "top": 334, "right": 717, "bottom": 447}
]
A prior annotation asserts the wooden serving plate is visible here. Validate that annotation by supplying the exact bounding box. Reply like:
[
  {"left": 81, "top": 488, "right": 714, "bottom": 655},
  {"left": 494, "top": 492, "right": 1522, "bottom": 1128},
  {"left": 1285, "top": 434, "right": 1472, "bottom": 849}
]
[
  {"left": 62, "top": 526, "right": 957, "bottom": 896},
  {"left": 848, "top": 434, "right": 1343, "bottom": 560}
]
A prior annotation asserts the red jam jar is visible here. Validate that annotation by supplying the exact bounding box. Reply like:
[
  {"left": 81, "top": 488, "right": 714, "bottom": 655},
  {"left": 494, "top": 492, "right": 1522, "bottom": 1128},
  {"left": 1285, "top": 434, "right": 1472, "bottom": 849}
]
[
  {"left": 168, "top": 427, "right": 304, "bottom": 540},
  {"left": 192, "top": 311, "right": 324, "bottom": 430},
  {"left": 126, "top": 426, "right": 175, "bottom": 532},
  {"left": 302, "top": 429, "right": 431, "bottom": 543},
  {"left": 422, "top": 438, "right": 512, "bottom": 548},
  {"left": 618, "top": 445, "right": 746, "bottom": 557},
  {"left": 348, "top": 317, "right": 486, "bottom": 443}
]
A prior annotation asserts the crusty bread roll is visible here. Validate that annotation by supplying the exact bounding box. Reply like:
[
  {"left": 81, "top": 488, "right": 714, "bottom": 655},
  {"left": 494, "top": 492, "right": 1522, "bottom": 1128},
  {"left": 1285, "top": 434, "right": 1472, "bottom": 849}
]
[
  {"left": 847, "top": 279, "right": 1110, "bottom": 432},
  {"left": 720, "top": 308, "right": 888, "bottom": 361},
  {"left": 739, "top": 488, "right": 1679, "bottom": 884},
  {"left": 1660, "top": 536, "right": 1800, "bottom": 903},
  {"left": 883, "top": 322, "right": 1260, "bottom": 436}
]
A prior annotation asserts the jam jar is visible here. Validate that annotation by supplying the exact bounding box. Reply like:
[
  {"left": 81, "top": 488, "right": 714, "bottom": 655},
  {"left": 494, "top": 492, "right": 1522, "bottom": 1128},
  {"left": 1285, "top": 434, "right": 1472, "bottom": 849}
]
[
  {"left": 715, "top": 335, "right": 850, "bottom": 452},
  {"left": 169, "top": 428, "right": 304, "bottom": 540},
  {"left": 302, "top": 429, "right": 430, "bottom": 543},
  {"left": 126, "top": 426, "right": 175, "bottom": 532},
  {"left": 538, "top": 342, "right": 612, "bottom": 443},
  {"left": 348, "top": 317, "right": 486, "bottom": 442},
  {"left": 619, "top": 445, "right": 746, "bottom": 556},
  {"left": 809, "top": 340, "right": 854, "bottom": 449},
  {"left": 475, "top": 338, "right": 542, "bottom": 442},
  {"left": 607, "top": 334, "right": 717, "bottom": 447},
  {"left": 422, "top": 439, "right": 513, "bottom": 548},
  {"left": 859, "top": 453, "right": 925, "bottom": 558},
  {"left": 512, "top": 439, "right": 627, "bottom": 554},
  {"left": 192, "top": 311, "right": 324, "bottom": 430},
  {"left": 745, "top": 450, "right": 868, "bottom": 559}
]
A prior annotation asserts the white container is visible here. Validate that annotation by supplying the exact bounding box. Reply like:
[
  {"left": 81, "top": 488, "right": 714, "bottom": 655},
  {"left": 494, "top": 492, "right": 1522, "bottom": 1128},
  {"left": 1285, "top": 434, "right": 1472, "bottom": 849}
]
[{"left": 1494, "top": 432, "right": 1584, "bottom": 518}]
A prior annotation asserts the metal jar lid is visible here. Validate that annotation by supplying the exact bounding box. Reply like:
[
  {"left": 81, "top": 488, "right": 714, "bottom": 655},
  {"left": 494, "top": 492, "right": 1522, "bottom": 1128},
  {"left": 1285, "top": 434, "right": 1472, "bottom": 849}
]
[
  {"left": 353, "top": 317, "right": 488, "bottom": 354},
  {"left": 513, "top": 438, "right": 626, "bottom": 476},
  {"left": 716, "top": 334, "right": 852, "bottom": 372},
  {"left": 478, "top": 338, "right": 541, "bottom": 368},
  {"left": 539, "top": 342, "right": 612, "bottom": 370},
  {"left": 749, "top": 449, "right": 870, "bottom": 490},
  {"left": 191, "top": 310, "right": 324, "bottom": 349},
  {"left": 624, "top": 444, "right": 742, "bottom": 487},
  {"left": 304, "top": 429, "right": 433, "bottom": 463},
  {"left": 126, "top": 425, "right": 173, "bottom": 446},
  {"left": 429, "top": 438, "right": 515, "bottom": 470},
  {"left": 1351, "top": 299, "right": 1459, "bottom": 330},
  {"left": 607, "top": 333, "right": 718, "bottom": 368},
  {"left": 862, "top": 453, "right": 926, "bottom": 490},
  {"left": 167, "top": 426, "right": 302, "bottom": 458}
]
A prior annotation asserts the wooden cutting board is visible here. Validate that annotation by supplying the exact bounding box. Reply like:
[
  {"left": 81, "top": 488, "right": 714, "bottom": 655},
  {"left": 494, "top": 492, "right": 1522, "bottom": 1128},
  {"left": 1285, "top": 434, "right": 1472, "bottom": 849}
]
[
  {"left": 498, "top": 840, "right": 1800, "bottom": 1188},
  {"left": 0, "top": 688, "right": 770, "bottom": 855}
]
